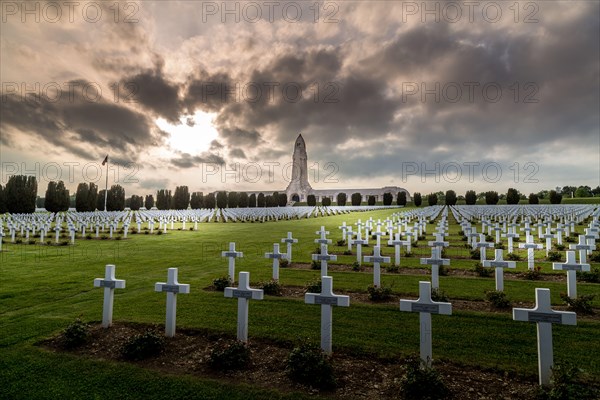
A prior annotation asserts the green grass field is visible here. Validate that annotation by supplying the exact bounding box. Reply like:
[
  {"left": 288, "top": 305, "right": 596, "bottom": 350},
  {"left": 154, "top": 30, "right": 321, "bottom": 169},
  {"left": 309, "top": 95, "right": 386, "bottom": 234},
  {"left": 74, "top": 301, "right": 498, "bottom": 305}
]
[{"left": 1, "top": 207, "right": 599, "bottom": 399}]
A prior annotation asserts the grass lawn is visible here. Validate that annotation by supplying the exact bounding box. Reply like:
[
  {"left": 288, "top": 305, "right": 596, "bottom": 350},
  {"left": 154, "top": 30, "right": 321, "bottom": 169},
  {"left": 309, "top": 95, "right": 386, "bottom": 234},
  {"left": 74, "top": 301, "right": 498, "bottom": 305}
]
[{"left": 1, "top": 207, "right": 599, "bottom": 399}]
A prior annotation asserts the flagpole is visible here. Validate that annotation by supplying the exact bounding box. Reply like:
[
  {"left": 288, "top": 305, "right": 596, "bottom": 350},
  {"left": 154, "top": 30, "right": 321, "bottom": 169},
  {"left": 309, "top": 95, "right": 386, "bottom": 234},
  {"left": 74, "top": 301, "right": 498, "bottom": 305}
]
[{"left": 104, "top": 158, "right": 109, "bottom": 211}]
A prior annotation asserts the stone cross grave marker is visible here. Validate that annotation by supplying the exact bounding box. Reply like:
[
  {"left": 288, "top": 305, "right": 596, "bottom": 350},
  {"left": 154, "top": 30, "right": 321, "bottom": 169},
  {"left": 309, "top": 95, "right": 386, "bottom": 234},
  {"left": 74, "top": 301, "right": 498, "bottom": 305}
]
[
  {"left": 352, "top": 231, "right": 368, "bottom": 265},
  {"left": 364, "top": 245, "right": 391, "bottom": 287},
  {"left": 475, "top": 234, "right": 494, "bottom": 262},
  {"left": 569, "top": 234, "right": 596, "bottom": 263},
  {"left": 222, "top": 242, "right": 243, "bottom": 282},
  {"left": 312, "top": 244, "right": 337, "bottom": 277},
  {"left": 519, "top": 235, "right": 543, "bottom": 270},
  {"left": 420, "top": 247, "right": 450, "bottom": 289},
  {"left": 388, "top": 233, "right": 410, "bottom": 266},
  {"left": 281, "top": 232, "right": 298, "bottom": 262},
  {"left": 224, "top": 271, "right": 264, "bottom": 342},
  {"left": 155, "top": 268, "right": 190, "bottom": 337},
  {"left": 502, "top": 227, "right": 519, "bottom": 254},
  {"left": 541, "top": 227, "right": 554, "bottom": 256},
  {"left": 513, "top": 288, "right": 576, "bottom": 385},
  {"left": 552, "top": 251, "right": 590, "bottom": 299},
  {"left": 305, "top": 276, "right": 350, "bottom": 354},
  {"left": 338, "top": 222, "right": 347, "bottom": 241},
  {"left": 345, "top": 228, "right": 354, "bottom": 251},
  {"left": 482, "top": 249, "right": 516, "bottom": 291},
  {"left": 265, "top": 243, "right": 285, "bottom": 280},
  {"left": 93, "top": 264, "right": 126, "bottom": 328},
  {"left": 428, "top": 233, "right": 449, "bottom": 253},
  {"left": 400, "top": 281, "right": 452, "bottom": 367}
]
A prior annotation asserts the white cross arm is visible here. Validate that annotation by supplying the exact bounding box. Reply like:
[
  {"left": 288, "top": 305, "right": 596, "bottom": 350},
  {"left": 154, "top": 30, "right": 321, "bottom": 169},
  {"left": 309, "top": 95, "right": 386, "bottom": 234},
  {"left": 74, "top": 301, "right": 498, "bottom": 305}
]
[
  {"left": 483, "top": 260, "right": 516, "bottom": 269},
  {"left": 428, "top": 240, "right": 449, "bottom": 247},
  {"left": 305, "top": 293, "right": 350, "bottom": 307},
  {"left": 94, "top": 278, "right": 126, "bottom": 289},
  {"left": 513, "top": 308, "right": 576, "bottom": 325},
  {"left": 312, "top": 254, "right": 337, "bottom": 261},
  {"left": 399, "top": 299, "right": 451, "bottom": 315},
  {"left": 420, "top": 257, "right": 450, "bottom": 266},
  {"left": 364, "top": 255, "right": 391, "bottom": 263},
  {"left": 222, "top": 251, "right": 243, "bottom": 258},
  {"left": 224, "top": 287, "right": 264, "bottom": 300},
  {"left": 155, "top": 282, "right": 190, "bottom": 294}
]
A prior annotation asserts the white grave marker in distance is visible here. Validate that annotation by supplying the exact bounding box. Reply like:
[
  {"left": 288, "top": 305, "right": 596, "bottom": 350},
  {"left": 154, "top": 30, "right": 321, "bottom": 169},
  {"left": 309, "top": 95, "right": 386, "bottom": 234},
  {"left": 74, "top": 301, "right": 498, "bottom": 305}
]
[
  {"left": 222, "top": 242, "right": 243, "bottom": 282},
  {"left": 482, "top": 249, "right": 516, "bottom": 291},
  {"left": 155, "top": 268, "right": 190, "bottom": 337},
  {"left": 388, "top": 233, "right": 410, "bottom": 266},
  {"left": 400, "top": 281, "right": 452, "bottom": 368},
  {"left": 513, "top": 288, "right": 576, "bottom": 385},
  {"left": 281, "top": 232, "right": 298, "bottom": 262},
  {"left": 420, "top": 247, "right": 450, "bottom": 289},
  {"left": 93, "top": 264, "right": 126, "bottom": 328},
  {"left": 224, "top": 271, "right": 264, "bottom": 342},
  {"left": 552, "top": 251, "right": 590, "bottom": 299},
  {"left": 312, "top": 244, "right": 337, "bottom": 277},
  {"left": 569, "top": 234, "right": 596, "bottom": 264},
  {"left": 304, "top": 276, "right": 350, "bottom": 354},
  {"left": 364, "top": 245, "right": 391, "bottom": 288},
  {"left": 519, "top": 235, "right": 543, "bottom": 271},
  {"left": 265, "top": 243, "right": 285, "bottom": 280}
]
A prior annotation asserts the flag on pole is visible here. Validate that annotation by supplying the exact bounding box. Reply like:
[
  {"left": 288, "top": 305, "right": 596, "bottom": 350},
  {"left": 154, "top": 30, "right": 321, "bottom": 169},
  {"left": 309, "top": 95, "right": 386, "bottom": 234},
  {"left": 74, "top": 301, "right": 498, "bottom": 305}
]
[{"left": 102, "top": 155, "right": 108, "bottom": 166}]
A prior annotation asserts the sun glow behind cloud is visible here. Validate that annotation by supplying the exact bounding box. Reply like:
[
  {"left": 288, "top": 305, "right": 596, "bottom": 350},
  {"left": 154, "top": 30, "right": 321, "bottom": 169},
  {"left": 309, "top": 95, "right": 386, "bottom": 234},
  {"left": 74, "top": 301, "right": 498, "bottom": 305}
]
[{"left": 155, "top": 111, "right": 219, "bottom": 154}]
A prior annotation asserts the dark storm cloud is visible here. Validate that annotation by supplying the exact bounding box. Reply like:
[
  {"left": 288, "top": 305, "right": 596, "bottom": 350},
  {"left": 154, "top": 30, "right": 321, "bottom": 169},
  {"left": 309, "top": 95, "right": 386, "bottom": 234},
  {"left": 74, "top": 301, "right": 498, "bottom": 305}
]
[
  {"left": 229, "top": 148, "right": 246, "bottom": 159},
  {"left": 183, "top": 69, "right": 233, "bottom": 114},
  {"left": 170, "top": 151, "right": 226, "bottom": 168}
]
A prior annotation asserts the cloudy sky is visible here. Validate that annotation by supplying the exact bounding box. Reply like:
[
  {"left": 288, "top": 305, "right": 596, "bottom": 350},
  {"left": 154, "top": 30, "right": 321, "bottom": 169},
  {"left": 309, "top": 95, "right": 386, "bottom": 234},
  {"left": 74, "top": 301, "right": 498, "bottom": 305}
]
[{"left": 1, "top": 1, "right": 598, "bottom": 197}]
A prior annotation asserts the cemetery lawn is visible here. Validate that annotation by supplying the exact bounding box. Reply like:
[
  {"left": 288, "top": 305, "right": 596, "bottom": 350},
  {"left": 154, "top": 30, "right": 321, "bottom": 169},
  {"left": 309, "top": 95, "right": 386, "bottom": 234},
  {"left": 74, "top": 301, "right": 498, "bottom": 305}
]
[{"left": 1, "top": 208, "right": 600, "bottom": 399}]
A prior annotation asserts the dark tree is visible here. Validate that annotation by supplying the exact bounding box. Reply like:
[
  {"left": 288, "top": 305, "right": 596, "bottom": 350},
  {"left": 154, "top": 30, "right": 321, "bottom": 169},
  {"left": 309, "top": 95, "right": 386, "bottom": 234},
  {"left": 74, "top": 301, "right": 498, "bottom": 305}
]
[
  {"left": 427, "top": 193, "right": 438, "bottom": 206},
  {"left": 145, "top": 194, "right": 155, "bottom": 209},
  {"left": 205, "top": 193, "right": 216, "bottom": 208},
  {"left": 173, "top": 186, "right": 190, "bottom": 209},
  {"left": 485, "top": 191, "right": 499, "bottom": 205},
  {"left": 5, "top": 175, "right": 37, "bottom": 213},
  {"left": 271, "top": 192, "right": 280, "bottom": 207},
  {"left": 156, "top": 189, "right": 171, "bottom": 210},
  {"left": 278, "top": 193, "right": 287, "bottom": 207},
  {"left": 248, "top": 193, "right": 257, "bottom": 208},
  {"left": 87, "top": 183, "right": 98, "bottom": 211},
  {"left": 445, "top": 190, "right": 457, "bottom": 206},
  {"left": 413, "top": 192, "right": 422, "bottom": 207},
  {"left": 368, "top": 195, "right": 376, "bottom": 205},
  {"left": 0, "top": 185, "right": 7, "bottom": 213},
  {"left": 549, "top": 190, "right": 562, "bottom": 204},
  {"left": 238, "top": 192, "right": 248, "bottom": 208},
  {"left": 322, "top": 197, "right": 331, "bottom": 206},
  {"left": 227, "top": 191, "right": 239, "bottom": 208},
  {"left": 528, "top": 193, "right": 539, "bottom": 204},
  {"left": 129, "top": 195, "right": 143, "bottom": 210},
  {"left": 465, "top": 190, "right": 477, "bottom": 205},
  {"left": 307, "top": 194, "right": 316, "bottom": 206},
  {"left": 351, "top": 192, "right": 362, "bottom": 206},
  {"left": 216, "top": 191, "right": 228, "bottom": 208},
  {"left": 336, "top": 193, "right": 347, "bottom": 206},
  {"left": 44, "top": 181, "right": 69, "bottom": 213},
  {"left": 506, "top": 188, "right": 520, "bottom": 205},
  {"left": 97, "top": 190, "right": 106, "bottom": 211},
  {"left": 396, "top": 192, "right": 407, "bottom": 206},
  {"left": 383, "top": 192, "right": 393, "bottom": 205},
  {"left": 75, "top": 183, "right": 89, "bottom": 212},
  {"left": 257, "top": 193, "right": 265, "bottom": 207},
  {"left": 190, "top": 192, "right": 203, "bottom": 209},
  {"left": 106, "top": 184, "right": 125, "bottom": 211}
]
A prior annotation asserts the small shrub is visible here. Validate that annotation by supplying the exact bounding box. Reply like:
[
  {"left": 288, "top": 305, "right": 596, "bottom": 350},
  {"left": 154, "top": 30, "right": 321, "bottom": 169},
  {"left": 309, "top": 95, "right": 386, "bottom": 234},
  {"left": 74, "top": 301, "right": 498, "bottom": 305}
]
[
  {"left": 367, "top": 285, "right": 393, "bottom": 301},
  {"left": 417, "top": 235, "right": 426, "bottom": 241},
  {"left": 506, "top": 252, "right": 522, "bottom": 261},
  {"left": 400, "top": 355, "right": 450, "bottom": 400},
  {"left": 336, "top": 239, "right": 346, "bottom": 246},
  {"left": 386, "top": 264, "right": 399, "bottom": 273},
  {"left": 438, "top": 264, "right": 449, "bottom": 276},
  {"left": 144, "top": 231, "right": 150, "bottom": 235},
  {"left": 404, "top": 251, "right": 413, "bottom": 257},
  {"left": 546, "top": 251, "right": 562, "bottom": 262},
  {"left": 458, "top": 230, "right": 464, "bottom": 236},
  {"left": 470, "top": 249, "right": 481, "bottom": 260},
  {"left": 523, "top": 266, "right": 542, "bottom": 280},
  {"left": 121, "top": 330, "right": 165, "bottom": 361},
  {"left": 28, "top": 239, "right": 36, "bottom": 245},
  {"left": 461, "top": 236, "right": 468, "bottom": 241},
  {"left": 60, "top": 240, "right": 69, "bottom": 246},
  {"left": 305, "top": 278, "right": 322, "bottom": 293},
  {"left": 371, "top": 234, "right": 377, "bottom": 240},
  {"left": 314, "top": 246, "right": 321, "bottom": 255},
  {"left": 261, "top": 280, "right": 282, "bottom": 296},
  {"left": 473, "top": 262, "right": 492, "bottom": 277},
  {"left": 485, "top": 290, "right": 511, "bottom": 309},
  {"left": 494, "top": 242, "right": 505, "bottom": 249},
  {"left": 564, "top": 236, "right": 575, "bottom": 243},
  {"left": 560, "top": 293, "right": 595, "bottom": 315},
  {"left": 46, "top": 239, "right": 52, "bottom": 245},
  {"left": 513, "top": 237, "right": 521, "bottom": 242},
  {"left": 100, "top": 235, "right": 108, "bottom": 240},
  {"left": 62, "top": 318, "right": 89, "bottom": 349},
  {"left": 537, "top": 362, "right": 598, "bottom": 400},
  {"left": 555, "top": 244, "right": 566, "bottom": 251},
  {"left": 189, "top": 227, "right": 194, "bottom": 231},
  {"left": 286, "top": 340, "right": 336, "bottom": 390},
  {"left": 209, "top": 339, "right": 250, "bottom": 371},
  {"left": 15, "top": 238, "right": 22, "bottom": 244},
  {"left": 279, "top": 259, "right": 289, "bottom": 268},
  {"left": 115, "top": 236, "right": 122, "bottom": 241},
  {"left": 431, "top": 288, "right": 449, "bottom": 302},
  {"left": 157, "top": 230, "right": 163, "bottom": 235},
  {"left": 85, "top": 234, "right": 92, "bottom": 240},
  {"left": 212, "top": 276, "right": 232, "bottom": 292},
  {"left": 590, "top": 252, "right": 600, "bottom": 262},
  {"left": 351, "top": 261, "right": 361, "bottom": 271},
  {"left": 311, "top": 260, "right": 320, "bottom": 270},
  {"left": 343, "top": 250, "right": 352, "bottom": 256},
  {"left": 131, "top": 228, "right": 138, "bottom": 234},
  {"left": 577, "top": 267, "right": 600, "bottom": 283}
]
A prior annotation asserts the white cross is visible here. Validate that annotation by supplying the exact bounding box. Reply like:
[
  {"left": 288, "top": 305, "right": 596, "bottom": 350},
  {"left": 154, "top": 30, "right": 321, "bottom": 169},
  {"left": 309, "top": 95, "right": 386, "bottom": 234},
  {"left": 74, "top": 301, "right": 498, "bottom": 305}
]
[
  {"left": 475, "top": 234, "right": 494, "bottom": 262},
  {"left": 540, "top": 228, "right": 554, "bottom": 256},
  {"left": 315, "top": 229, "right": 332, "bottom": 246},
  {"left": 155, "top": 268, "right": 190, "bottom": 337},
  {"left": 427, "top": 233, "right": 449, "bottom": 253},
  {"left": 224, "top": 271, "right": 264, "bottom": 342},
  {"left": 513, "top": 288, "right": 576, "bottom": 385},
  {"left": 345, "top": 228, "right": 354, "bottom": 251},
  {"left": 305, "top": 276, "right": 350, "bottom": 354},
  {"left": 351, "top": 231, "right": 368, "bottom": 264},
  {"left": 493, "top": 224, "right": 503, "bottom": 244},
  {"left": 93, "top": 264, "right": 126, "bottom": 328},
  {"left": 400, "top": 281, "right": 452, "bottom": 368},
  {"left": 569, "top": 234, "right": 596, "bottom": 264},
  {"left": 502, "top": 227, "right": 520, "bottom": 254},
  {"left": 312, "top": 244, "right": 337, "bottom": 277},
  {"left": 554, "top": 224, "right": 565, "bottom": 245},
  {"left": 519, "top": 235, "right": 543, "bottom": 270},
  {"left": 364, "top": 245, "right": 391, "bottom": 287},
  {"left": 338, "top": 222, "right": 348, "bottom": 241},
  {"left": 552, "top": 251, "right": 590, "bottom": 299},
  {"left": 482, "top": 249, "right": 516, "bottom": 291},
  {"left": 281, "top": 232, "right": 298, "bottom": 262},
  {"left": 265, "top": 243, "right": 285, "bottom": 280},
  {"left": 222, "top": 242, "right": 243, "bottom": 282},
  {"left": 388, "top": 233, "right": 410, "bottom": 266},
  {"left": 584, "top": 228, "right": 598, "bottom": 253},
  {"left": 420, "top": 247, "right": 450, "bottom": 289}
]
